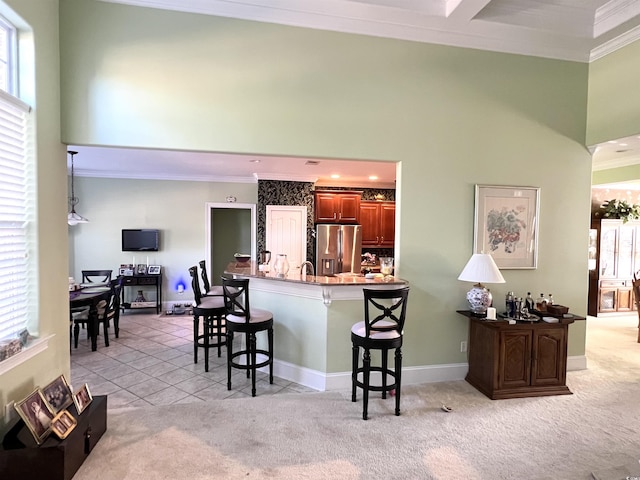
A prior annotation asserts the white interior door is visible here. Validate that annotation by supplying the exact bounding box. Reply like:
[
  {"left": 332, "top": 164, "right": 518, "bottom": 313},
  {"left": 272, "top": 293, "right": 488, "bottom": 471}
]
[{"left": 266, "top": 206, "right": 307, "bottom": 275}]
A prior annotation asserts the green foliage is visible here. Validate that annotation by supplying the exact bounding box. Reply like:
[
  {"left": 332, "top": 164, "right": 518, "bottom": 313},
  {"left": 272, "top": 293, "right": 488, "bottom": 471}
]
[{"left": 601, "top": 199, "right": 640, "bottom": 223}]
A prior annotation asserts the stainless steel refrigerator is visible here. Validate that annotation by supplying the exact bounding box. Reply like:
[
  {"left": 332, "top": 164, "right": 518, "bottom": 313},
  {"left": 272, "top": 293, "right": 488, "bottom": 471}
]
[{"left": 315, "top": 224, "right": 362, "bottom": 276}]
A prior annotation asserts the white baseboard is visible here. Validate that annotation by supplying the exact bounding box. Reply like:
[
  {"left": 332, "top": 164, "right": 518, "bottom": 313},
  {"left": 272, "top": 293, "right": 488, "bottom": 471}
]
[
  {"left": 272, "top": 355, "right": 588, "bottom": 392},
  {"left": 567, "top": 355, "right": 587, "bottom": 371}
]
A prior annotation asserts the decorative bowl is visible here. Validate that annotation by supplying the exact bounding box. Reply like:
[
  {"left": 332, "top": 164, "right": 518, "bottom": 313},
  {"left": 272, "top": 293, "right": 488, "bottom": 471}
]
[{"left": 234, "top": 253, "right": 251, "bottom": 263}]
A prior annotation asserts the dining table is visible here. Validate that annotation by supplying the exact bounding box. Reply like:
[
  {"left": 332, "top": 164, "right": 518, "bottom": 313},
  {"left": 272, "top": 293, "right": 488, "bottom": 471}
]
[{"left": 69, "top": 285, "right": 111, "bottom": 351}]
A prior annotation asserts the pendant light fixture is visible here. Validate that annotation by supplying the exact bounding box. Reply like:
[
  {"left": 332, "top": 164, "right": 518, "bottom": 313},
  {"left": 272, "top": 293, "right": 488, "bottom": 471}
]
[{"left": 67, "top": 150, "right": 89, "bottom": 225}]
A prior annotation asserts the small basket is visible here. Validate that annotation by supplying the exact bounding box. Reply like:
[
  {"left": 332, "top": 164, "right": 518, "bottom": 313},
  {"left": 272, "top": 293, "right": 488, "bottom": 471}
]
[{"left": 546, "top": 304, "right": 569, "bottom": 315}]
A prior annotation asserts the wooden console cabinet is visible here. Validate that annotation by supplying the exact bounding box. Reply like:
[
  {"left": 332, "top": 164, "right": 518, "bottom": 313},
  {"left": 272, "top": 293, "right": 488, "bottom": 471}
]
[
  {"left": 360, "top": 201, "right": 395, "bottom": 247},
  {"left": 457, "top": 311, "right": 582, "bottom": 399},
  {"left": 0, "top": 395, "right": 107, "bottom": 480},
  {"left": 314, "top": 190, "right": 361, "bottom": 224}
]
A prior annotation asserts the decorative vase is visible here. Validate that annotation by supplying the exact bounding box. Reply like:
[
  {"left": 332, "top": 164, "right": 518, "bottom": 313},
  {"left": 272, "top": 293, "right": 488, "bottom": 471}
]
[
  {"left": 274, "top": 254, "right": 290, "bottom": 278},
  {"left": 134, "top": 290, "right": 146, "bottom": 302}
]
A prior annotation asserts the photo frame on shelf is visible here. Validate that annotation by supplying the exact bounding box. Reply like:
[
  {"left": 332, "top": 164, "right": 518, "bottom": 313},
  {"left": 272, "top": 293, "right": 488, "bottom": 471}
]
[
  {"left": 473, "top": 184, "right": 540, "bottom": 269},
  {"left": 72, "top": 383, "right": 93, "bottom": 415},
  {"left": 14, "top": 388, "right": 55, "bottom": 445},
  {"left": 42, "top": 374, "right": 73, "bottom": 414},
  {"left": 50, "top": 409, "right": 77, "bottom": 440},
  {"left": 147, "top": 265, "right": 161, "bottom": 275},
  {"left": 136, "top": 264, "right": 147, "bottom": 275}
]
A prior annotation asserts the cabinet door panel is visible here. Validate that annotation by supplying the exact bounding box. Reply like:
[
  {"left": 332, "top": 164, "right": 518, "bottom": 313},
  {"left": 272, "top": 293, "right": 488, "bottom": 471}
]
[
  {"left": 599, "top": 224, "right": 618, "bottom": 278},
  {"left": 498, "top": 331, "right": 532, "bottom": 389},
  {"left": 314, "top": 193, "right": 338, "bottom": 223},
  {"left": 618, "top": 287, "right": 633, "bottom": 311},
  {"left": 360, "top": 203, "right": 379, "bottom": 246},
  {"left": 338, "top": 194, "right": 360, "bottom": 223},
  {"left": 531, "top": 328, "right": 565, "bottom": 386},
  {"left": 379, "top": 203, "right": 396, "bottom": 247}
]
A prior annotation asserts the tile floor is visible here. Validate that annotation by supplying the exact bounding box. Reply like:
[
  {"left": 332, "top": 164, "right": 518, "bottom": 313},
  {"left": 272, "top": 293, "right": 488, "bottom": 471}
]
[{"left": 70, "top": 311, "right": 315, "bottom": 409}]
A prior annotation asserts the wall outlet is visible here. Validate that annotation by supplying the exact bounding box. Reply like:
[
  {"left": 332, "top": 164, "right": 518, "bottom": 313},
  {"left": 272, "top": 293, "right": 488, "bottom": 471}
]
[
  {"left": 460, "top": 341, "right": 467, "bottom": 353},
  {"left": 5, "top": 401, "right": 15, "bottom": 423}
]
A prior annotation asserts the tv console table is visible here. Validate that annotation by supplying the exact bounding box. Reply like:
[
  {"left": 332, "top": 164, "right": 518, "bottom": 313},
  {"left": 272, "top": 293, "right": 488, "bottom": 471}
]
[{"left": 121, "top": 274, "right": 162, "bottom": 314}]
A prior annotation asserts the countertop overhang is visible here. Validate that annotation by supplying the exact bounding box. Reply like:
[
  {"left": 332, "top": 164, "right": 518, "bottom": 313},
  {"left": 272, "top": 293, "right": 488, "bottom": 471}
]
[{"left": 224, "top": 262, "right": 408, "bottom": 305}]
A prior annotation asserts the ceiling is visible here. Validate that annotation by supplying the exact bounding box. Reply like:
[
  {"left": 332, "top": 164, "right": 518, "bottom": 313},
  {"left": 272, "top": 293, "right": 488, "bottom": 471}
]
[{"left": 70, "top": 0, "right": 640, "bottom": 185}]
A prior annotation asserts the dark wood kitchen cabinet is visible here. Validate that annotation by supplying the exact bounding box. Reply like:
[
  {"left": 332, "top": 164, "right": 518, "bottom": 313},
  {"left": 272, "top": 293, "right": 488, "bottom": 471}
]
[
  {"left": 457, "top": 312, "right": 582, "bottom": 399},
  {"left": 360, "top": 201, "right": 395, "bottom": 247},
  {"left": 314, "top": 190, "right": 361, "bottom": 224}
]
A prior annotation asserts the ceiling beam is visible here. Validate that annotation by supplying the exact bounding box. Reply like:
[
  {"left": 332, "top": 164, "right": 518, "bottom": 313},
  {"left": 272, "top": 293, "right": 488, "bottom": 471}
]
[{"left": 446, "top": 0, "right": 492, "bottom": 22}]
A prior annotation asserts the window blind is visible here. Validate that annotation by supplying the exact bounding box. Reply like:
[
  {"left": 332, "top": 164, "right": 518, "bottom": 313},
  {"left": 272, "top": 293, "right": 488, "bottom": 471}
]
[{"left": 0, "top": 89, "right": 30, "bottom": 341}]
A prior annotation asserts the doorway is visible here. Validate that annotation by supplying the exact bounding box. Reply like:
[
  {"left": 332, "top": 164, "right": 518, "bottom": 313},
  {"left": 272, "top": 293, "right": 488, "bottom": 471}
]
[{"left": 206, "top": 202, "right": 256, "bottom": 287}]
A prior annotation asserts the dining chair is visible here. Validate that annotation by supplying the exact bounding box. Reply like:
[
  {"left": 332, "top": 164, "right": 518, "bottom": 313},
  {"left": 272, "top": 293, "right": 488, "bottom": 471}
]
[
  {"left": 81, "top": 270, "right": 113, "bottom": 284},
  {"left": 72, "top": 288, "right": 115, "bottom": 348},
  {"left": 109, "top": 276, "right": 125, "bottom": 338},
  {"left": 351, "top": 287, "right": 410, "bottom": 420}
]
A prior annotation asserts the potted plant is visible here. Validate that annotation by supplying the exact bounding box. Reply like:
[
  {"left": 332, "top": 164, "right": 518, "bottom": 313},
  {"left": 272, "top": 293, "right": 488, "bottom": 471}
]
[{"left": 598, "top": 199, "right": 640, "bottom": 223}]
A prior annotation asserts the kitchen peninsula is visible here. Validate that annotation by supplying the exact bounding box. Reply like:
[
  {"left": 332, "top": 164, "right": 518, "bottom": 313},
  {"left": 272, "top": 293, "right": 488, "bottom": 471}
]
[{"left": 224, "top": 262, "right": 408, "bottom": 391}]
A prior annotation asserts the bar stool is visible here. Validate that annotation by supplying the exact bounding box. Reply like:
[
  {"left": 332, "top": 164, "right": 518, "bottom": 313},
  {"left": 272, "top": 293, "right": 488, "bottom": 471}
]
[
  {"left": 222, "top": 277, "right": 273, "bottom": 397},
  {"left": 189, "top": 266, "right": 226, "bottom": 372},
  {"left": 199, "top": 260, "right": 223, "bottom": 296},
  {"left": 351, "top": 287, "right": 410, "bottom": 420}
]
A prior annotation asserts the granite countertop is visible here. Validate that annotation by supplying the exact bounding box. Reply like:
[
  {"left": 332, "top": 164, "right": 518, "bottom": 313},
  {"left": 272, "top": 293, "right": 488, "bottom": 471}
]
[{"left": 225, "top": 262, "right": 407, "bottom": 286}]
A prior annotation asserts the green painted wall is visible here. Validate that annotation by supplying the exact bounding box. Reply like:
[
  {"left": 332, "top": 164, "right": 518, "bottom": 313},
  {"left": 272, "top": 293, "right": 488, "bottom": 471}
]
[
  {"left": 0, "top": 0, "right": 70, "bottom": 420},
  {"left": 59, "top": 0, "right": 591, "bottom": 368},
  {"left": 592, "top": 164, "right": 640, "bottom": 185},
  {"left": 69, "top": 177, "right": 257, "bottom": 302},
  {"left": 587, "top": 39, "right": 640, "bottom": 146}
]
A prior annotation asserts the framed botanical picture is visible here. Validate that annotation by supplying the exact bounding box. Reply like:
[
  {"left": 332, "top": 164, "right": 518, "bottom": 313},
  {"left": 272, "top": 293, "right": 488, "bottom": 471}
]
[
  {"left": 473, "top": 185, "right": 540, "bottom": 269},
  {"left": 147, "top": 265, "right": 161, "bottom": 275},
  {"left": 42, "top": 374, "right": 73, "bottom": 413},
  {"left": 51, "top": 409, "right": 77, "bottom": 440},
  {"left": 14, "top": 388, "right": 56, "bottom": 444},
  {"left": 73, "top": 383, "right": 93, "bottom": 414}
]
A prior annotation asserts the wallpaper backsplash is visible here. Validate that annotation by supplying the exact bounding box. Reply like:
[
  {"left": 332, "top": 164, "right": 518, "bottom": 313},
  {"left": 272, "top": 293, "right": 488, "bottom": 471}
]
[{"left": 257, "top": 181, "right": 396, "bottom": 265}]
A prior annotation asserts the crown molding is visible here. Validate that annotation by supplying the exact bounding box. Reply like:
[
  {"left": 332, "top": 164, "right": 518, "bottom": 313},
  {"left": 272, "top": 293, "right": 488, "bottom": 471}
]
[
  {"left": 592, "top": 154, "right": 640, "bottom": 171},
  {"left": 99, "top": 0, "right": 599, "bottom": 62},
  {"left": 590, "top": 23, "right": 640, "bottom": 61}
]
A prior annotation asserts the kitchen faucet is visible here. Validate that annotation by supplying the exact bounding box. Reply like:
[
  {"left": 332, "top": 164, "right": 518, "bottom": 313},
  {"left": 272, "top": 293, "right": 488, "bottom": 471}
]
[{"left": 301, "top": 261, "right": 315, "bottom": 277}]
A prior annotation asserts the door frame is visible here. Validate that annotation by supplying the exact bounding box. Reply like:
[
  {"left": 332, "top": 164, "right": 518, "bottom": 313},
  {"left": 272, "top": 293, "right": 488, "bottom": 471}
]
[{"left": 205, "top": 202, "right": 257, "bottom": 279}]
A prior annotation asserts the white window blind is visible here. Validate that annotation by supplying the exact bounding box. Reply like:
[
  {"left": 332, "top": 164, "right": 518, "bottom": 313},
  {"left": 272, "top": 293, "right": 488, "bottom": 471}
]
[{"left": 0, "top": 89, "right": 30, "bottom": 341}]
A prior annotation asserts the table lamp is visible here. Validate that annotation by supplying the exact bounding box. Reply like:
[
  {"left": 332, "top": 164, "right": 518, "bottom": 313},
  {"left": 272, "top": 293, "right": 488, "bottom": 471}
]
[{"left": 457, "top": 253, "right": 505, "bottom": 316}]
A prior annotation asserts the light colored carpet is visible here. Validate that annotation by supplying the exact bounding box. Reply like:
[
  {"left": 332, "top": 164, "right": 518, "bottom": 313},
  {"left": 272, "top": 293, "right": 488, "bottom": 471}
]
[{"left": 74, "top": 315, "right": 640, "bottom": 480}]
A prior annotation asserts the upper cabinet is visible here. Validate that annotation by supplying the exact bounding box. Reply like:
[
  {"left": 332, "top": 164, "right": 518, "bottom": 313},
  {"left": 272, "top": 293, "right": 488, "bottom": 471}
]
[
  {"left": 360, "top": 201, "right": 395, "bottom": 247},
  {"left": 314, "top": 190, "right": 361, "bottom": 224}
]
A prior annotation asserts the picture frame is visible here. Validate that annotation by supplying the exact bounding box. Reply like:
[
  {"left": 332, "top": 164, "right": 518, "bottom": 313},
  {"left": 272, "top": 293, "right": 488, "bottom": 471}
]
[
  {"left": 473, "top": 185, "right": 540, "bottom": 269},
  {"left": 136, "top": 264, "right": 147, "bottom": 275},
  {"left": 147, "top": 265, "right": 161, "bottom": 275},
  {"left": 72, "top": 383, "right": 93, "bottom": 415},
  {"left": 50, "top": 409, "right": 77, "bottom": 440},
  {"left": 42, "top": 374, "right": 73, "bottom": 413},
  {"left": 14, "top": 388, "right": 56, "bottom": 444}
]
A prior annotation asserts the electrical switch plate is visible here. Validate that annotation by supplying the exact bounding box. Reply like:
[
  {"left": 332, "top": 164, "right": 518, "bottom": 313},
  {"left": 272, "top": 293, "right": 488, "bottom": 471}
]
[{"left": 460, "top": 341, "right": 467, "bottom": 353}]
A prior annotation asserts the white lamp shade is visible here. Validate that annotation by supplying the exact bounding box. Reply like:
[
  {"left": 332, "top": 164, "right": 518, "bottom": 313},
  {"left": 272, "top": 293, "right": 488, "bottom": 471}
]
[{"left": 457, "top": 253, "right": 505, "bottom": 284}]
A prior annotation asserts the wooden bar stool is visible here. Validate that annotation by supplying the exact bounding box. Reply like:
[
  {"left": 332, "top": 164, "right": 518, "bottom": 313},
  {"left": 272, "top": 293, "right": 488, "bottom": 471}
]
[
  {"left": 199, "top": 260, "right": 223, "bottom": 296},
  {"left": 351, "top": 287, "right": 410, "bottom": 420},
  {"left": 189, "top": 266, "right": 226, "bottom": 372},
  {"left": 222, "top": 277, "right": 273, "bottom": 397}
]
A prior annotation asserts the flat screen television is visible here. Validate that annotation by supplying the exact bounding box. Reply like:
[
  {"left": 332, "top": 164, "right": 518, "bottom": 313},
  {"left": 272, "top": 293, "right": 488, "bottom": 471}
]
[{"left": 122, "top": 229, "right": 160, "bottom": 251}]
